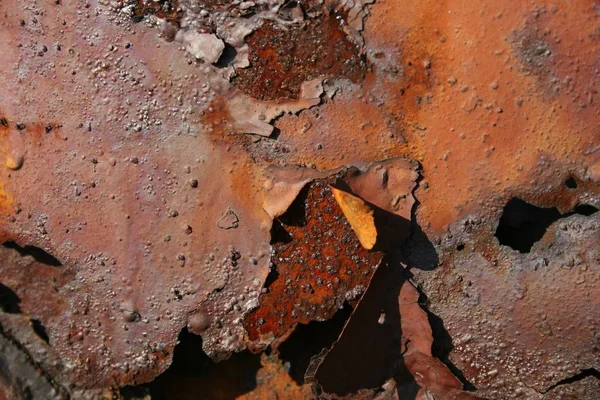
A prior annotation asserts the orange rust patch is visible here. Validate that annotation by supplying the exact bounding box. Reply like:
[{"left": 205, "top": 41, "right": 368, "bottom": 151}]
[
  {"left": 0, "top": 180, "right": 13, "bottom": 215},
  {"left": 200, "top": 97, "right": 235, "bottom": 142},
  {"left": 233, "top": 12, "right": 366, "bottom": 101},
  {"left": 238, "top": 354, "right": 313, "bottom": 400},
  {"left": 244, "top": 180, "right": 382, "bottom": 341},
  {"left": 331, "top": 187, "right": 377, "bottom": 250}
]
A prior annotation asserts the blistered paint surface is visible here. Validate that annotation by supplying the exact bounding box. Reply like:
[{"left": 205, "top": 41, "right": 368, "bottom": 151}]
[{"left": 0, "top": 0, "right": 599, "bottom": 398}]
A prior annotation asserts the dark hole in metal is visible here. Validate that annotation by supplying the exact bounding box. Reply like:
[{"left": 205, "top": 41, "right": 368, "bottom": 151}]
[
  {"left": 0, "top": 283, "right": 21, "bottom": 314},
  {"left": 214, "top": 43, "right": 237, "bottom": 68},
  {"left": 30, "top": 319, "right": 50, "bottom": 344},
  {"left": 564, "top": 176, "right": 578, "bottom": 189},
  {"left": 495, "top": 198, "right": 598, "bottom": 253},
  {"left": 140, "top": 329, "right": 261, "bottom": 398}
]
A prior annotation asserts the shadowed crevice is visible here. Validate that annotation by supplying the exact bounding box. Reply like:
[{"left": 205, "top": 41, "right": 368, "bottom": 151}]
[
  {"left": 2, "top": 242, "right": 62, "bottom": 267},
  {"left": 141, "top": 329, "right": 261, "bottom": 400},
  {"left": 0, "top": 284, "right": 21, "bottom": 314},
  {"left": 414, "top": 285, "right": 477, "bottom": 392},
  {"left": 30, "top": 319, "right": 50, "bottom": 344},
  {"left": 401, "top": 169, "right": 439, "bottom": 272},
  {"left": 279, "top": 303, "right": 353, "bottom": 385},
  {"left": 544, "top": 369, "right": 600, "bottom": 393},
  {"left": 314, "top": 261, "right": 409, "bottom": 396}
]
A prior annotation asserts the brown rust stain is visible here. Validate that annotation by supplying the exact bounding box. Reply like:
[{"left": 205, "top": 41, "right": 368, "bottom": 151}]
[
  {"left": 0, "top": 113, "right": 62, "bottom": 216},
  {"left": 200, "top": 96, "right": 235, "bottom": 142},
  {"left": 0, "top": 243, "right": 72, "bottom": 322},
  {"left": 233, "top": 11, "right": 366, "bottom": 101},
  {"left": 244, "top": 179, "right": 382, "bottom": 342}
]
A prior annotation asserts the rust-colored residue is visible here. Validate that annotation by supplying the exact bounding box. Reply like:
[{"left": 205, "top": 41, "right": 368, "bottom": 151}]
[
  {"left": 244, "top": 180, "right": 382, "bottom": 341},
  {"left": 238, "top": 354, "right": 313, "bottom": 400},
  {"left": 200, "top": 97, "right": 234, "bottom": 142},
  {"left": 1, "top": 0, "right": 599, "bottom": 396},
  {"left": 233, "top": 14, "right": 366, "bottom": 101}
]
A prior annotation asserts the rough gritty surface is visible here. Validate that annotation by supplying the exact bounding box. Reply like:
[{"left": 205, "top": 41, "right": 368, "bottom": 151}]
[
  {"left": 411, "top": 212, "right": 600, "bottom": 399},
  {"left": 0, "top": 0, "right": 599, "bottom": 398}
]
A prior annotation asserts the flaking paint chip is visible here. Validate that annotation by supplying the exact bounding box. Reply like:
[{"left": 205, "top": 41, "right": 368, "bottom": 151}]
[
  {"left": 331, "top": 187, "right": 377, "bottom": 250},
  {"left": 178, "top": 31, "right": 225, "bottom": 64}
]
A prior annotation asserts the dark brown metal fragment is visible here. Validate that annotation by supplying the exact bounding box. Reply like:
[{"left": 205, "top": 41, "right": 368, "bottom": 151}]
[
  {"left": 245, "top": 179, "right": 383, "bottom": 346},
  {"left": 233, "top": 10, "right": 366, "bottom": 101}
]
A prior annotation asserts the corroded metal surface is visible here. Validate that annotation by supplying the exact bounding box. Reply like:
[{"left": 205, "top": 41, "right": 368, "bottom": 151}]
[
  {"left": 307, "top": 262, "right": 479, "bottom": 399},
  {"left": 246, "top": 159, "right": 416, "bottom": 349},
  {"left": 411, "top": 211, "right": 600, "bottom": 398},
  {"left": 0, "top": 0, "right": 599, "bottom": 398},
  {"left": 245, "top": 179, "right": 384, "bottom": 346}
]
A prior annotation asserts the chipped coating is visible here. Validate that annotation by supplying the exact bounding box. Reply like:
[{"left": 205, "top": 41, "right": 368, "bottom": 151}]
[
  {"left": 245, "top": 179, "right": 383, "bottom": 346},
  {"left": 233, "top": 12, "right": 365, "bottom": 101},
  {"left": 0, "top": 0, "right": 598, "bottom": 397},
  {"left": 412, "top": 211, "right": 600, "bottom": 398}
]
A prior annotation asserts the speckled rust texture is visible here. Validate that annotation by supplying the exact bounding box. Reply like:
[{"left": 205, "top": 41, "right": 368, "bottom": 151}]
[
  {"left": 245, "top": 180, "right": 382, "bottom": 343},
  {"left": 0, "top": 0, "right": 598, "bottom": 398}
]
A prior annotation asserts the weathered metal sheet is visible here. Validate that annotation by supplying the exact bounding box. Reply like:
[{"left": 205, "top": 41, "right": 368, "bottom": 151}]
[
  {"left": 0, "top": 0, "right": 599, "bottom": 398},
  {"left": 245, "top": 179, "right": 384, "bottom": 347},
  {"left": 412, "top": 211, "right": 600, "bottom": 398}
]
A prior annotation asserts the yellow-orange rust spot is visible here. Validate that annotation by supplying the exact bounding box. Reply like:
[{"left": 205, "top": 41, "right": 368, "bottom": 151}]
[
  {"left": 5, "top": 154, "right": 23, "bottom": 170},
  {"left": 331, "top": 187, "right": 377, "bottom": 250}
]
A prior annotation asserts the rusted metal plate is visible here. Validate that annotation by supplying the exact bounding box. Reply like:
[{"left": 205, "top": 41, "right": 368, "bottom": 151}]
[
  {"left": 0, "top": 0, "right": 599, "bottom": 398},
  {"left": 246, "top": 158, "right": 416, "bottom": 350},
  {"left": 0, "top": 0, "right": 280, "bottom": 387},
  {"left": 412, "top": 211, "right": 600, "bottom": 398},
  {"left": 245, "top": 179, "right": 383, "bottom": 347},
  {"left": 273, "top": 0, "right": 600, "bottom": 233}
]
